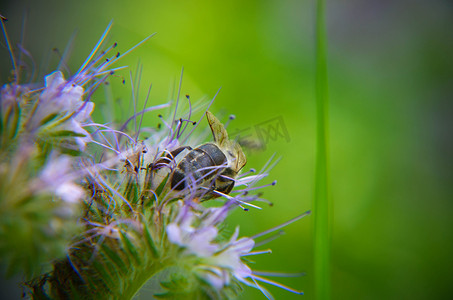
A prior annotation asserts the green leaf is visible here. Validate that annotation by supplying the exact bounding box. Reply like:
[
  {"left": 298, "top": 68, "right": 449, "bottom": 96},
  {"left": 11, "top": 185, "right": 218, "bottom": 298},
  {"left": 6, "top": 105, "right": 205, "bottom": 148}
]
[
  {"left": 39, "top": 113, "right": 59, "bottom": 126},
  {"left": 100, "top": 243, "right": 129, "bottom": 275},
  {"left": 47, "top": 130, "right": 87, "bottom": 137},
  {"left": 92, "top": 259, "right": 116, "bottom": 293},
  {"left": 143, "top": 224, "right": 160, "bottom": 258},
  {"left": 119, "top": 231, "right": 142, "bottom": 266}
]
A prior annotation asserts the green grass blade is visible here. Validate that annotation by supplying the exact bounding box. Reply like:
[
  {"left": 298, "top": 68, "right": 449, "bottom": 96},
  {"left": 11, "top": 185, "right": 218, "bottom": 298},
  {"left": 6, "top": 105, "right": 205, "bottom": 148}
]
[{"left": 314, "top": 0, "right": 331, "bottom": 299}]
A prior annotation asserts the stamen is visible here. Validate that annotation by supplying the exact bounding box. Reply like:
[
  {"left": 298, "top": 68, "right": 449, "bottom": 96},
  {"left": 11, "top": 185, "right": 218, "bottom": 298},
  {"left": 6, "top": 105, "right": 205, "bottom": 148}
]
[
  {"left": 179, "top": 94, "right": 193, "bottom": 137},
  {"left": 85, "top": 123, "right": 136, "bottom": 144},
  {"left": 88, "top": 169, "right": 133, "bottom": 211},
  {"left": 209, "top": 189, "right": 262, "bottom": 210},
  {"left": 252, "top": 274, "right": 304, "bottom": 295},
  {"left": 0, "top": 14, "right": 18, "bottom": 83},
  {"left": 242, "top": 249, "right": 272, "bottom": 256},
  {"left": 75, "top": 20, "right": 113, "bottom": 76},
  {"left": 135, "top": 83, "right": 153, "bottom": 142},
  {"left": 158, "top": 114, "right": 173, "bottom": 131},
  {"left": 93, "top": 65, "right": 128, "bottom": 77},
  {"left": 177, "top": 119, "right": 197, "bottom": 139},
  {"left": 57, "top": 30, "right": 77, "bottom": 76},
  {"left": 18, "top": 11, "right": 28, "bottom": 83},
  {"left": 90, "top": 140, "right": 120, "bottom": 154},
  {"left": 172, "top": 67, "right": 184, "bottom": 127},
  {"left": 101, "top": 32, "right": 156, "bottom": 74},
  {"left": 16, "top": 43, "right": 37, "bottom": 83},
  {"left": 182, "top": 87, "right": 221, "bottom": 144},
  {"left": 79, "top": 73, "right": 110, "bottom": 105},
  {"left": 224, "top": 114, "right": 235, "bottom": 129},
  {"left": 128, "top": 69, "right": 139, "bottom": 137},
  {"left": 119, "top": 104, "right": 169, "bottom": 132},
  {"left": 232, "top": 180, "right": 276, "bottom": 194},
  {"left": 251, "top": 211, "right": 311, "bottom": 239},
  {"left": 250, "top": 277, "right": 274, "bottom": 300},
  {"left": 253, "top": 230, "right": 284, "bottom": 247},
  {"left": 252, "top": 270, "right": 306, "bottom": 278}
]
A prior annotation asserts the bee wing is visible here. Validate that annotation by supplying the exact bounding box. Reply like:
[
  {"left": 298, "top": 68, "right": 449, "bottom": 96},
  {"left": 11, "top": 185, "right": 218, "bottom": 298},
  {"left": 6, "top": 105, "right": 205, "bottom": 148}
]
[
  {"left": 206, "top": 111, "right": 247, "bottom": 172},
  {"left": 234, "top": 142, "right": 247, "bottom": 171},
  {"left": 206, "top": 111, "right": 229, "bottom": 147}
]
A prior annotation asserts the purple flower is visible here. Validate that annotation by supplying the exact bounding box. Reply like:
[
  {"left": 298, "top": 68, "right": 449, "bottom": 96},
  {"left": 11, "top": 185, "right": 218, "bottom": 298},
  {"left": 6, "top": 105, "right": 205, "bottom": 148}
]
[
  {"left": 33, "top": 153, "right": 85, "bottom": 203},
  {"left": 166, "top": 204, "right": 220, "bottom": 257},
  {"left": 31, "top": 71, "right": 94, "bottom": 150},
  {"left": 166, "top": 203, "right": 255, "bottom": 289},
  {"left": 201, "top": 227, "right": 255, "bottom": 288}
]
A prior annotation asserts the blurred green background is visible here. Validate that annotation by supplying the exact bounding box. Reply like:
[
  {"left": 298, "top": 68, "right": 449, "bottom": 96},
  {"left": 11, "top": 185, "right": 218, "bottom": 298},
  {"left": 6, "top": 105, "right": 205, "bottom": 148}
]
[{"left": 1, "top": 0, "right": 452, "bottom": 299}]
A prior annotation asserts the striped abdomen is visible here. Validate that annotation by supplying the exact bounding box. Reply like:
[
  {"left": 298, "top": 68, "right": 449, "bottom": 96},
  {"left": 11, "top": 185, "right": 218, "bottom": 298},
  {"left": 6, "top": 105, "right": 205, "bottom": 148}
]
[{"left": 170, "top": 143, "right": 227, "bottom": 190}]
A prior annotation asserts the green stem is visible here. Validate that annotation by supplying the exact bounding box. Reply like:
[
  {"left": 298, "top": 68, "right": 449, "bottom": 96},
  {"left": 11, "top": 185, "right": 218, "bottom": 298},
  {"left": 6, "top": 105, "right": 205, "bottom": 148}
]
[{"left": 314, "top": 0, "right": 331, "bottom": 299}]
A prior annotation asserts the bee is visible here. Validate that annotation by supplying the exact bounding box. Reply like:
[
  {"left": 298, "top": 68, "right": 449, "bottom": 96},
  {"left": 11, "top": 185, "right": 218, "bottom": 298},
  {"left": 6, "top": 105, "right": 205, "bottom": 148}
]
[{"left": 168, "top": 111, "right": 247, "bottom": 198}]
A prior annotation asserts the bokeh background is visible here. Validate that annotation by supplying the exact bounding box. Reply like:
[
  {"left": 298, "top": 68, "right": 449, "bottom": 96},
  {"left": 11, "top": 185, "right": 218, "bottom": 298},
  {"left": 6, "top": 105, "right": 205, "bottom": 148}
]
[{"left": 1, "top": 0, "right": 452, "bottom": 299}]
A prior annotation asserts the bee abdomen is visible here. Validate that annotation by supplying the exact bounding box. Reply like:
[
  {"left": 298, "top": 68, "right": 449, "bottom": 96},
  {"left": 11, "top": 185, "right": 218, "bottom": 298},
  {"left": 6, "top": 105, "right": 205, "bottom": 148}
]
[{"left": 170, "top": 143, "right": 227, "bottom": 190}]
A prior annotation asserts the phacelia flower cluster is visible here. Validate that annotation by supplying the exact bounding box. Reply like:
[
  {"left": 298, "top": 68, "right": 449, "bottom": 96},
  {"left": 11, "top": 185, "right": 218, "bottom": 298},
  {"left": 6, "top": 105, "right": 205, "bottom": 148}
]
[{"left": 0, "top": 19, "right": 309, "bottom": 300}]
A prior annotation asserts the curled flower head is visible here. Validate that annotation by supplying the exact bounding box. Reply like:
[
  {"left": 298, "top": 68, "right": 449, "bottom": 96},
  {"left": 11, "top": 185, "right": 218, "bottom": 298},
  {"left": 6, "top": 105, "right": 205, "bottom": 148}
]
[{"left": 0, "top": 19, "right": 310, "bottom": 300}]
